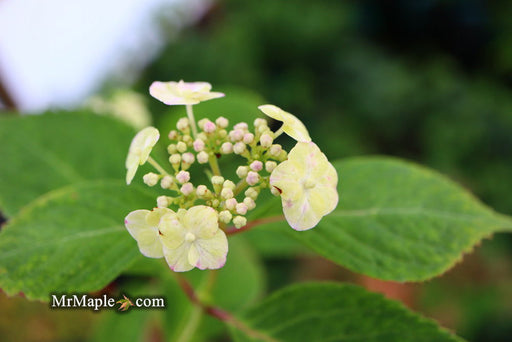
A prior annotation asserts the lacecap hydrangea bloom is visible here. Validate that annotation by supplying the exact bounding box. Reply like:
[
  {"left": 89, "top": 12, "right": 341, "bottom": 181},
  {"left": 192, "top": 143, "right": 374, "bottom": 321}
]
[{"left": 124, "top": 80, "right": 338, "bottom": 272}]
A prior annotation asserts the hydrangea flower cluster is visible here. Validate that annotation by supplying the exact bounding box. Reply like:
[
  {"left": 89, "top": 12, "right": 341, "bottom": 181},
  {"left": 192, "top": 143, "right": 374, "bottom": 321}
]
[{"left": 124, "top": 80, "right": 338, "bottom": 272}]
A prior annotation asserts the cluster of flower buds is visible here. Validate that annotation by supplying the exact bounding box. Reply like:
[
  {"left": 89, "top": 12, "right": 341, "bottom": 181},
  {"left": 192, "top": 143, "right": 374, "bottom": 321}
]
[{"left": 124, "top": 80, "right": 338, "bottom": 272}]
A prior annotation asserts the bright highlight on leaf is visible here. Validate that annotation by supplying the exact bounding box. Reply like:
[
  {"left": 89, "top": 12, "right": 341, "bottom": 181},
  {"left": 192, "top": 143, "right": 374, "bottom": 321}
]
[
  {"left": 258, "top": 104, "right": 311, "bottom": 142},
  {"left": 125, "top": 126, "right": 159, "bottom": 184},
  {"left": 149, "top": 80, "right": 225, "bottom": 106},
  {"left": 270, "top": 141, "right": 338, "bottom": 230}
]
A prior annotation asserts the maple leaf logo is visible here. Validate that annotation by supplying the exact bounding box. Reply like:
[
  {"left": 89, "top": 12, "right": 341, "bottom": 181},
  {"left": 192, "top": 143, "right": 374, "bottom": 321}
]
[{"left": 116, "top": 295, "right": 134, "bottom": 311}]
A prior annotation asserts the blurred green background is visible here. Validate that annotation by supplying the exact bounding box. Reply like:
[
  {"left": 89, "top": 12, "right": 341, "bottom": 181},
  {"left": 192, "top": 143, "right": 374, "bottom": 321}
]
[{"left": 2, "top": 0, "right": 512, "bottom": 341}]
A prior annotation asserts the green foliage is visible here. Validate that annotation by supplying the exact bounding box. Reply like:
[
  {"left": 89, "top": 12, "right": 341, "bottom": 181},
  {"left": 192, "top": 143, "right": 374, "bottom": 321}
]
[
  {"left": 0, "top": 112, "right": 137, "bottom": 217},
  {"left": 230, "top": 283, "right": 464, "bottom": 342},
  {"left": 290, "top": 157, "right": 512, "bottom": 281},
  {"left": 0, "top": 182, "right": 156, "bottom": 300}
]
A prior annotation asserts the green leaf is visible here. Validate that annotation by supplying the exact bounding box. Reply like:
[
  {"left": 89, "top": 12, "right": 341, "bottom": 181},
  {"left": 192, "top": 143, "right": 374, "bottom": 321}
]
[
  {"left": 0, "top": 181, "right": 156, "bottom": 300},
  {"left": 291, "top": 157, "right": 512, "bottom": 281},
  {"left": 0, "top": 112, "right": 136, "bottom": 217},
  {"left": 230, "top": 283, "right": 464, "bottom": 342}
]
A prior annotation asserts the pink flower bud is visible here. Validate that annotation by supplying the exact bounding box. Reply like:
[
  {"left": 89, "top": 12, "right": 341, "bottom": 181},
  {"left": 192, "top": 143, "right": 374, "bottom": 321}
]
[
  {"left": 216, "top": 116, "right": 229, "bottom": 128},
  {"left": 246, "top": 171, "right": 259, "bottom": 186},
  {"left": 220, "top": 142, "right": 233, "bottom": 154},
  {"left": 180, "top": 182, "right": 194, "bottom": 196},
  {"left": 225, "top": 198, "right": 237, "bottom": 210},
  {"left": 250, "top": 160, "right": 263, "bottom": 171},
  {"left": 233, "top": 142, "right": 246, "bottom": 154},
  {"left": 193, "top": 139, "right": 205, "bottom": 152},
  {"left": 243, "top": 133, "right": 254, "bottom": 144},
  {"left": 260, "top": 133, "right": 273, "bottom": 148},
  {"left": 203, "top": 120, "right": 216, "bottom": 133},
  {"left": 236, "top": 203, "right": 248, "bottom": 215},
  {"left": 176, "top": 170, "right": 190, "bottom": 184},
  {"left": 182, "top": 152, "right": 195, "bottom": 164}
]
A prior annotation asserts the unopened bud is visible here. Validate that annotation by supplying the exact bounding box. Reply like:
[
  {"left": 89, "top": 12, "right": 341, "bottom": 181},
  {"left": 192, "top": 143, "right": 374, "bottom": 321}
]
[
  {"left": 176, "top": 170, "right": 190, "bottom": 184},
  {"left": 233, "top": 216, "right": 247, "bottom": 229},
  {"left": 254, "top": 118, "right": 267, "bottom": 127},
  {"left": 236, "top": 166, "right": 249, "bottom": 178},
  {"left": 193, "top": 139, "right": 205, "bottom": 152},
  {"left": 260, "top": 134, "right": 273, "bottom": 148},
  {"left": 245, "top": 187, "right": 259, "bottom": 200},
  {"left": 221, "top": 187, "right": 234, "bottom": 199},
  {"left": 250, "top": 160, "right": 263, "bottom": 171},
  {"left": 236, "top": 203, "right": 248, "bottom": 215},
  {"left": 168, "top": 130, "right": 178, "bottom": 140},
  {"left": 211, "top": 176, "right": 224, "bottom": 185},
  {"left": 203, "top": 120, "right": 216, "bottom": 133},
  {"left": 180, "top": 182, "right": 194, "bottom": 196},
  {"left": 225, "top": 198, "right": 237, "bottom": 210},
  {"left": 196, "top": 185, "right": 209, "bottom": 197},
  {"left": 177, "top": 118, "right": 189, "bottom": 131},
  {"left": 223, "top": 180, "right": 236, "bottom": 190},
  {"left": 246, "top": 171, "right": 259, "bottom": 186},
  {"left": 167, "top": 144, "right": 177, "bottom": 154},
  {"left": 161, "top": 175, "right": 174, "bottom": 189},
  {"left": 197, "top": 151, "right": 209, "bottom": 164},
  {"left": 220, "top": 142, "right": 233, "bottom": 154},
  {"left": 233, "top": 142, "right": 246, "bottom": 154},
  {"left": 219, "top": 210, "right": 232, "bottom": 223},
  {"left": 243, "top": 133, "right": 254, "bottom": 144},
  {"left": 234, "top": 122, "right": 248, "bottom": 131},
  {"left": 182, "top": 152, "right": 195, "bottom": 165},
  {"left": 265, "top": 161, "right": 277, "bottom": 173},
  {"left": 216, "top": 116, "right": 229, "bottom": 128},
  {"left": 143, "top": 172, "right": 159, "bottom": 186},
  {"left": 269, "top": 144, "right": 282, "bottom": 157},
  {"left": 157, "top": 196, "right": 170, "bottom": 208},
  {"left": 243, "top": 197, "right": 256, "bottom": 210},
  {"left": 229, "top": 129, "right": 244, "bottom": 142}
]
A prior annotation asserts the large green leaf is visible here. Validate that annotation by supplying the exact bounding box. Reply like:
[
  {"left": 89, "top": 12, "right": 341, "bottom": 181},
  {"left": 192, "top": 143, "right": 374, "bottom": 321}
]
[
  {"left": 230, "top": 283, "right": 464, "bottom": 342},
  {"left": 0, "top": 181, "right": 156, "bottom": 300},
  {"left": 0, "top": 112, "right": 136, "bottom": 217},
  {"left": 289, "top": 157, "right": 512, "bottom": 281}
]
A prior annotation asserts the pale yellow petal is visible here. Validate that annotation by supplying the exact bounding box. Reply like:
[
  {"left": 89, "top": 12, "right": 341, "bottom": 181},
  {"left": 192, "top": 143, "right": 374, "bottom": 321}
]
[
  {"left": 281, "top": 195, "right": 322, "bottom": 231},
  {"left": 258, "top": 104, "right": 311, "bottom": 142},
  {"left": 124, "top": 210, "right": 163, "bottom": 258},
  {"left": 182, "top": 205, "right": 219, "bottom": 239},
  {"left": 193, "top": 229, "right": 228, "bottom": 270},
  {"left": 188, "top": 244, "right": 200, "bottom": 266},
  {"left": 163, "top": 242, "right": 194, "bottom": 272},
  {"left": 150, "top": 81, "right": 224, "bottom": 106},
  {"left": 159, "top": 212, "right": 186, "bottom": 249}
]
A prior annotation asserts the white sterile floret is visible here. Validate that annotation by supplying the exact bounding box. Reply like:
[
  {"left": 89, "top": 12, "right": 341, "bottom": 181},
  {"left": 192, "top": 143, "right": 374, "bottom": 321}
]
[
  {"left": 250, "top": 160, "right": 263, "bottom": 172},
  {"left": 161, "top": 175, "right": 174, "bottom": 189},
  {"left": 176, "top": 118, "right": 189, "bottom": 131},
  {"left": 143, "top": 172, "right": 159, "bottom": 186},
  {"left": 269, "top": 142, "right": 338, "bottom": 231},
  {"left": 193, "top": 139, "right": 205, "bottom": 152},
  {"left": 243, "top": 133, "right": 254, "bottom": 144},
  {"left": 220, "top": 188, "right": 234, "bottom": 200},
  {"left": 260, "top": 133, "right": 273, "bottom": 148},
  {"left": 150, "top": 80, "right": 225, "bottom": 106},
  {"left": 220, "top": 142, "right": 233, "bottom": 154},
  {"left": 233, "top": 142, "right": 246, "bottom": 154},
  {"left": 223, "top": 180, "right": 236, "bottom": 190},
  {"left": 236, "top": 166, "right": 249, "bottom": 178},
  {"left": 182, "top": 152, "right": 195, "bottom": 165},
  {"left": 246, "top": 171, "right": 259, "bottom": 186},
  {"left": 124, "top": 208, "right": 171, "bottom": 258},
  {"left": 176, "top": 141, "right": 187, "bottom": 153},
  {"left": 225, "top": 198, "right": 237, "bottom": 210},
  {"left": 219, "top": 210, "right": 232, "bottom": 223},
  {"left": 126, "top": 126, "right": 160, "bottom": 185},
  {"left": 235, "top": 203, "right": 248, "bottom": 215},
  {"left": 180, "top": 182, "right": 194, "bottom": 196},
  {"left": 197, "top": 151, "right": 209, "bottom": 164},
  {"left": 258, "top": 104, "right": 312, "bottom": 143},
  {"left": 216, "top": 116, "right": 229, "bottom": 128},
  {"left": 159, "top": 206, "right": 228, "bottom": 272},
  {"left": 176, "top": 171, "right": 190, "bottom": 184},
  {"left": 233, "top": 216, "right": 247, "bottom": 229},
  {"left": 265, "top": 161, "right": 277, "bottom": 173}
]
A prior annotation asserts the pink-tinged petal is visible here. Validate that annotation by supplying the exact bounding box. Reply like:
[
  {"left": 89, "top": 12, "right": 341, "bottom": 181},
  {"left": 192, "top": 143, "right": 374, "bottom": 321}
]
[
  {"left": 149, "top": 81, "right": 224, "bottom": 106},
  {"left": 163, "top": 242, "right": 194, "bottom": 272},
  {"left": 193, "top": 229, "right": 228, "bottom": 270}
]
